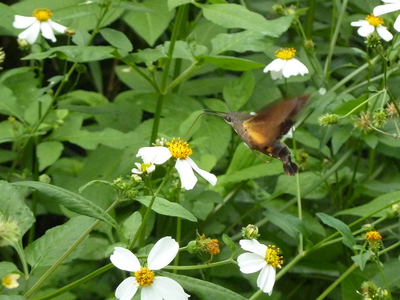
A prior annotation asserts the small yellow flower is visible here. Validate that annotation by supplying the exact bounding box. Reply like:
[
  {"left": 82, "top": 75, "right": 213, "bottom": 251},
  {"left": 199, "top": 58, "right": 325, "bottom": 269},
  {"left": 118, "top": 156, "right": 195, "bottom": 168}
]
[
  {"left": 2, "top": 273, "right": 20, "bottom": 289},
  {"left": 366, "top": 231, "right": 382, "bottom": 242}
]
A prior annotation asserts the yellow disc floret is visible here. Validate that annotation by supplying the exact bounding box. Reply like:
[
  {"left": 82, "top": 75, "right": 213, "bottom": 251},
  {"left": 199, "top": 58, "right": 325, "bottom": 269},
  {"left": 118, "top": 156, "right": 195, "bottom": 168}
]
[
  {"left": 33, "top": 8, "right": 52, "bottom": 21},
  {"left": 366, "top": 14, "right": 384, "bottom": 27},
  {"left": 134, "top": 267, "right": 154, "bottom": 287},
  {"left": 166, "top": 138, "right": 193, "bottom": 159},
  {"left": 365, "top": 231, "right": 382, "bottom": 241},
  {"left": 275, "top": 48, "right": 296, "bottom": 60},
  {"left": 265, "top": 245, "right": 283, "bottom": 268}
]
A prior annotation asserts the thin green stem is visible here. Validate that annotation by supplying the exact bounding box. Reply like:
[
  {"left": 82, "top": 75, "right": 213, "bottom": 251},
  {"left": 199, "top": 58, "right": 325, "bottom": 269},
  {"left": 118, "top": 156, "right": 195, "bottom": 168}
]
[
  {"left": 150, "top": 5, "right": 187, "bottom": 144},
  {"left": 323, "top": 0, "right": 349, "bottom": 78},
  {"left": 315, "top": 263, "right": 358, "bottom": 300},
  {"left": 164, "top": 258, "right": 237, "bottom": 270}
]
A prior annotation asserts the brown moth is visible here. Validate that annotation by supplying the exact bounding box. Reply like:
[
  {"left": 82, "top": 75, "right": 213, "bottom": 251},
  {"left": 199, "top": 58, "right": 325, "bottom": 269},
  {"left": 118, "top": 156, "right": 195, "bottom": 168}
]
[{"left": 208, "top": 94, "right": 309, "bottom": 176}]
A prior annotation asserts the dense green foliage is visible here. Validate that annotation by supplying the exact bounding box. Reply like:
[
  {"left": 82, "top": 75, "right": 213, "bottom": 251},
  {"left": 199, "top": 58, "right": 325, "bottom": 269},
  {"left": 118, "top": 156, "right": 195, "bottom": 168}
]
[{"left": 0, "top": 0, "right": 400, "bottom": 299}]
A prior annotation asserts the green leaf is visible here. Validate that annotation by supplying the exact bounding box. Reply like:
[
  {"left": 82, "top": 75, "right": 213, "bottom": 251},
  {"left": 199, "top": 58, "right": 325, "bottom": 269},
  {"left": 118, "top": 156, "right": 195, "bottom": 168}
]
[
  {"left": 137, "top": 196, "right": 197, "bottom": 222},
  {"left": 22, "top": 46, "right": 116, "bottom": 62},
  {"left": 0, "top": 181, "right": 35, "bottom": 236},
  {"left": 12, "top": 181, "right": 120, "bottom": 231},
  {"left": 223, "top": 71, "right": 254, "bottom": 111},
  {"left": 201, "top": 4, "right": 293, "bottom": 37},
  {"left": 25, "top": 216, "right": 94, "bottom": 271},
  {"left": 0, "top": 296, "right": 27, "bottom": 300},
  {"left": 160, "top": 271, "right": 247, "bottom": 300},
  {"left": 0, "top": 262, "right": 19, "bottom": 279},
  {"left": 122, "top": 0, "right": 175, "bottom": 46},
  {"left": 0, "top": 84, "right": 22, "bottom": 120},
  {"left": 222, "top": 234, "right": 236, "bottom": 253},
  {"left": 100, "top": 28, "right": 133, "bottom": 52},
  {"left": 336, "top": 190, "right": 400, "bottom": 218},
  {"left": 211, "top": 31, "right": 273, "bottom": 55},
  {"left": 200, "top": 55, "right": 264, "bottom": 71},
  {"left": 123, "top": 45, "right": 167, "bottom": 64},
  {"left": 317, "top": 213, "right": 355, "bottom": 249},
  {"left": 37, "top": 141, "right": 64, "bottom": 171},
  {"left": 351, "top": 252, "right": 371, "bottom": 271},
  {"left": 265, "top": 209, "right": 310, "bottom": 241},
  {"left": 168, "top": 0, "right": 193, "bottom": 10},
  {"left": 122, "top": 212, "right": 142, "bottom": 246}
]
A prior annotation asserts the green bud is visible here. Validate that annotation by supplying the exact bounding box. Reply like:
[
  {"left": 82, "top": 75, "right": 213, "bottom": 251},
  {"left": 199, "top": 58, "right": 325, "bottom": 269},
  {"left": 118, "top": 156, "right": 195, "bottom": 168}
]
[
  {"left": 373, "top": 109, "right": 387, "bottom": 128},
  {"left": 318, "top": 113, "right": 341, "bottom": 126},
  {"left": 241, "top": 224, "right": 260, "bottom": 240}
]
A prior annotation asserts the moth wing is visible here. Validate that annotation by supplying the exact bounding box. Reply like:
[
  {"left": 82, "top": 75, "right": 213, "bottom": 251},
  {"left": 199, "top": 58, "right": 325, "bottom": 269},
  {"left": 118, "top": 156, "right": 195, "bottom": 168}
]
[{"left": 242, "top": 95, "right": 309, "bottom": 149}]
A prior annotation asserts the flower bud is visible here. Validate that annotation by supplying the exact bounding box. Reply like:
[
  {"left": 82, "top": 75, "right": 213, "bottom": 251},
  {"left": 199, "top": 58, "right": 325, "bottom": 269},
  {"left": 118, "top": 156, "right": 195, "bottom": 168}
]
[{"left": 241, "top": 224, "right": 260, "bottom": 240}]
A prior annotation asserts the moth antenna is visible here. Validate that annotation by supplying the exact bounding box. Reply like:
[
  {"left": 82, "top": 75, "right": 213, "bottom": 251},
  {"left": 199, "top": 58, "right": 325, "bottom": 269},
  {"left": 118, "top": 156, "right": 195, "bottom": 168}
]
[{"left": 182, "top": 113, "right": 205, "bottom": 141}]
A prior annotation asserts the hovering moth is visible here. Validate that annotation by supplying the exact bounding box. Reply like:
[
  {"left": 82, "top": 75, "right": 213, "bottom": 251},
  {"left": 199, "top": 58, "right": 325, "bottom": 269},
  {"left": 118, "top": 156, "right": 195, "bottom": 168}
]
[{"left": 207, "top": 94, "right": 309, "bottom": 176}]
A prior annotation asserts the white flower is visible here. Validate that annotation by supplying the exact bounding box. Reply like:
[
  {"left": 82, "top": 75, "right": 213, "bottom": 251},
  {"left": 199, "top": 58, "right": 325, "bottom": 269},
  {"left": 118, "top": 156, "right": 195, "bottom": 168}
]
[
  {"left": 110, "top": 237, "right": 190, "bottom": 300},
  {"left": 13, "top": 8, "right": 67, "bottom": 44},
  {"left": 374, "top": 0, "right": 400, "bottom": 31},
  {"left": 351, "top": 14, "right": 393, "bottom": 41},
  {"left": 131, "top": 162, "right": 155, "bottom": 174},
  {"left": 263, "top": 48, "right": 309, "bottom": 80},
  {"left": 237, "top": 239, "right": 283, "bottom": 296},
  {"left": 136, "top": 139, "right": 217, "bottom": 190}
]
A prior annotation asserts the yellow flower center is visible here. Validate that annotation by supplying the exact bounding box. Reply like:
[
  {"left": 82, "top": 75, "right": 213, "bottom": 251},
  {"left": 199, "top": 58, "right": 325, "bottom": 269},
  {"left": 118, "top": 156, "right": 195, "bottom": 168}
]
[
  {"left": 365, "top": 231, "right": 382, "bottom": 241},
  {"left": 166, "top": 138, "right": 193, "bottom": 159},
  {"left": 265, "top": 245, "right": 283, "bottom": 268},
  {"left": 365, "top": 14, "right": 384, "bottom": 27},
  {"left": 134, "top": 267, "right": 154, "bottom": 287},
  {"left": 275, "top": 48, "right": 296, "bottom": 60},
  {"left": 141, "top": 162, "right": 153, "bottom": 173},
  {"left": 33, "top": 8, "right": 52, "bottom": 21}
]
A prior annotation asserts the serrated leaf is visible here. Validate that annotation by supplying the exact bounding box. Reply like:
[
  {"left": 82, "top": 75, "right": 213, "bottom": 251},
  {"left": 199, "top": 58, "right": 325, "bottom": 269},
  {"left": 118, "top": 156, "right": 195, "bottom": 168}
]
[
  {"left": 160, "top": 271, "right": 247, "bottom": 300},
  {"left": 317, "top": 213, "right": 355, "bottom": 249},
  {"left": 0, "top": 181, "right": 35, "bottom": 236},
  {"left": 201, "top": 55, "right": 264, "bottom": 71},
  {"left": 211, "top": 31, "right": 273, "bottom": 55},
  {"left": 100, "top": 28, "right": 133, "bottom": 52},
  {"left": 137, "top": 196, "right": 197, "bottom": 222},
  {"left": 25, "top": 216, "right": 94, "bottom": 271},
  {"left": 201, "top": 4, "right": 293, "bottom": 37},
  {"left": 37, "top": 141, "right": 64, "bottom": 171},
  {"left": 12, "top": 181, "right": 120, "bottom": 231},
  {"left": 22, "top": 46, "right": 116, "bottom": 62},
  {"left": 122, "top": 0, "right": 175, "bottom": 46},
  {"left": 336, "top": 190, "right": 400, "bottom": 218}
]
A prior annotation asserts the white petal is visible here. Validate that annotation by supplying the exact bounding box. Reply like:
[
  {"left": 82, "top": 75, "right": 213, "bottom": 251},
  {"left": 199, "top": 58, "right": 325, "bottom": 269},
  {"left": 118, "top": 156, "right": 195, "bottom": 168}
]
[
  {"left": 18, "top": 21, "right": 41, "bottom": 44},
  {"left": 377, "top": 25, "right": 393, "bottom": 41},
  {"left": 373, "top": 3, "right": 400, "bottom": 16},
  {"left": 350, "top": 20, "right": 369, "bottom": 27},
  {"left": 237, "top": 253, "right": 267, "bottom": 274},
  {"left": 137, "top": 147, "right": 172, "bottom": 165},
  {"left": 240, "top": 239, "right": 268, "bottom": 256},
  {"left": 145, "top": 277, "right": 190, "bottom": 300},
  {"left": 263, "top": 59, "right": 285, "bottom": 73},
  {"left": 270, "top": 70, "right": 282, "bottom": 80},
  {"left": 115, "top": 277, "right": 139, "bottom": 300},
  {"left": 132, "top": 163, "right": 143, "bottom": 174},
  {"left": 13, "top": 16, "right": 36, "bottom": 29},
  {"left": 175, "top": 159, "right": 197, "bottom": 190},
  {"left": 357, "top": 24, "right": 375, "bottom": 37},
  {"left": 148, "top": 237, "right": 179, "bottom": 270},
  {"left": 394, "top": 15, "right": 400, "bottom": 31},
  {"left": 40, "top": 21, "right": 56, "bottom": 42},
  {"left": 110, "top": 247, "right": 141, "bottom": 272},
  {"left": 382, "top": 0, "right": 400, "bottom": 3},
  {"left": 282, "top": 59, "right": 308, "bottom": 78},
  {"left": 257, "top": 265, "right": 276, "bottom": 295},
  {"left": 49, "top": 20, "right": 67, "bottom": 33},
  {"left": 185, "top": 157, "right": 217, "bottom": 186}
]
